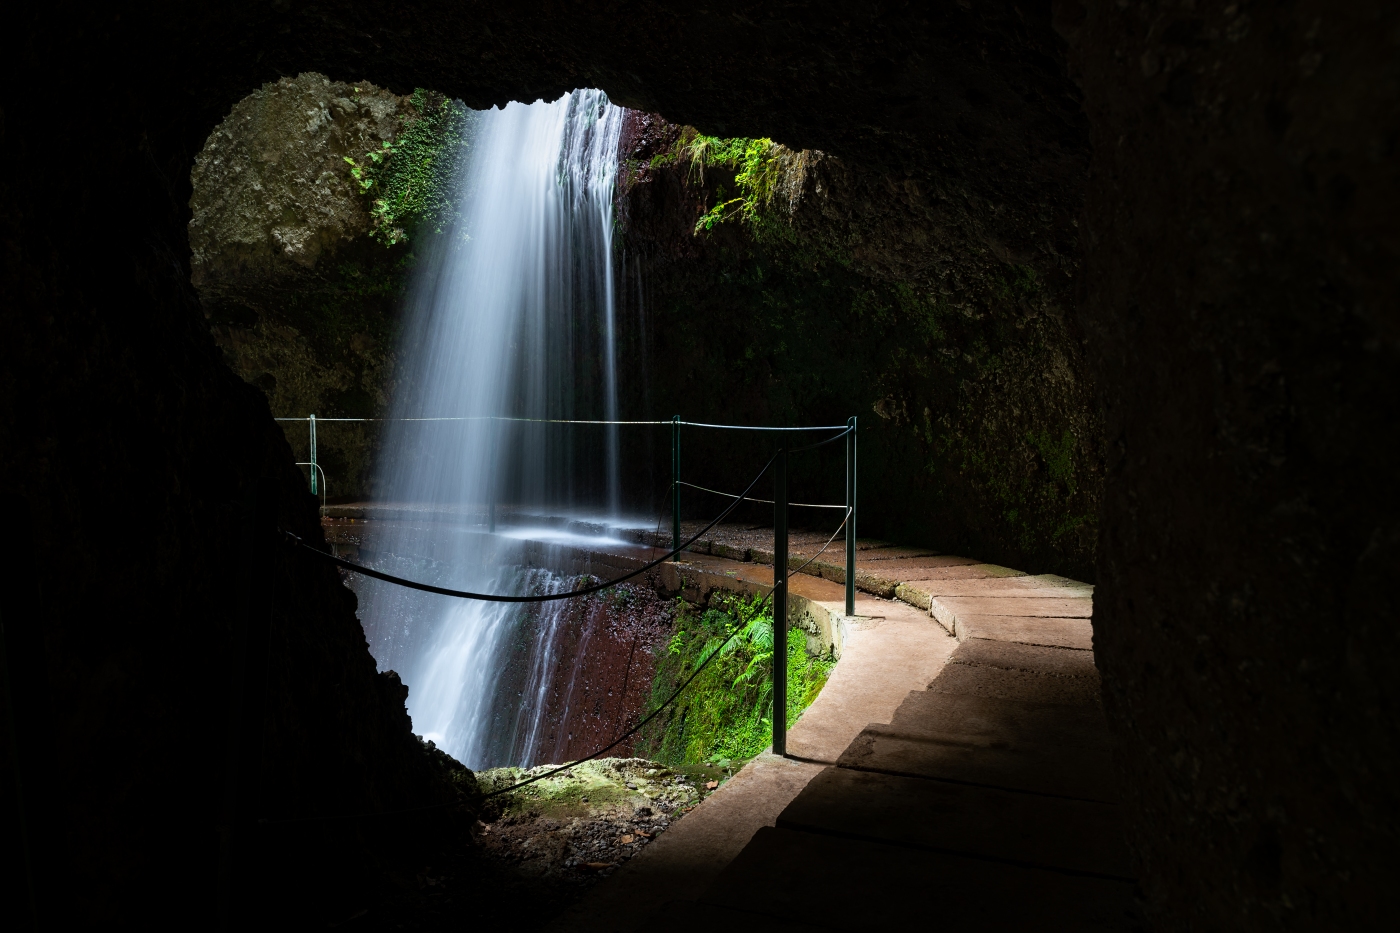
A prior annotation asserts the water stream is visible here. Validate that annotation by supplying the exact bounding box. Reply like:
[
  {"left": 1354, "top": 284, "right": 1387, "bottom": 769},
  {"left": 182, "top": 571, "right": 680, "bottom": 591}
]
[{"left": 357, "top": 90, "right": 629, "bottom": 769}]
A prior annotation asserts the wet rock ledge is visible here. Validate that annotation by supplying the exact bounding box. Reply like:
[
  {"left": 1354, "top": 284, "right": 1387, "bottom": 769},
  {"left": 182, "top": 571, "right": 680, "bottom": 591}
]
[{"left": 475, "top": 757, "right": 736, "bottom": 881}]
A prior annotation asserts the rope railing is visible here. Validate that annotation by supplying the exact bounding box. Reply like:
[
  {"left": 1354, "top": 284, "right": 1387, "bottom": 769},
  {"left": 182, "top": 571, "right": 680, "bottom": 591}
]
[
  {"left": 483, "top": 507, "right": 852, "bottom": 802},
  {"left": 259, "top": 411, "right": 859, "bottom": 823},
  {"left": 262, "top": 502, "right": 853, "bottom": 822},
  {"left": 257, "top": 407, "right": 865, "bottom": 832},
  {"left": 676, "top": 480, "right": 846, "bottom": 510},
  {"left": 276, "top": 416, "right": 673, "bottom": 424},
  {"left": 275, "top": 416, "right": 845, "bottom": 430},
  {"left": 284, "top": 452, "right": 779, "bottom": 603},
  {"left": 279, "top": 412, "right": 857, "bottom": 613}
]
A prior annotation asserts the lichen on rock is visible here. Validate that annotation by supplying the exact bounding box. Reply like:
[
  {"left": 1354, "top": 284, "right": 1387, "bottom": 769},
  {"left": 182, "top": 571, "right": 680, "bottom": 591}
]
[{"left": 189, "top": 72, "right": 407, "bottom": 283}]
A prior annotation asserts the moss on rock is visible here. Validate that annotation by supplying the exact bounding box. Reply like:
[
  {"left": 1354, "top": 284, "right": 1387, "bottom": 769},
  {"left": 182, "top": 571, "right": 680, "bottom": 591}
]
[
  {"left": 477, "top": 757, "right": 698, "bottom": 823},
  {"left": 634, "top": 592, "right": 834, "bottom": 765},
  {"left": 616, "top": 113, "right": 1100, "bottom": 580},
  {"left": 189, "top": 74, "right": 477, "bottom": 497}
]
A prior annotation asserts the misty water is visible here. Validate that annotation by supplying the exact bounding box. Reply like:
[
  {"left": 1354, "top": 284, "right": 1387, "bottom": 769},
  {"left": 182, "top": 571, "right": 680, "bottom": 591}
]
[{"left": 356, "top": 90, "right": 631, "bottom": 769}]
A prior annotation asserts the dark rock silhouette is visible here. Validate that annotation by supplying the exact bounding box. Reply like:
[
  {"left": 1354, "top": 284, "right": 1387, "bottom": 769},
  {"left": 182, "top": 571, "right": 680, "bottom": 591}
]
[{"left": 2, "top": 1, "right": 1393, "bottom": 928}]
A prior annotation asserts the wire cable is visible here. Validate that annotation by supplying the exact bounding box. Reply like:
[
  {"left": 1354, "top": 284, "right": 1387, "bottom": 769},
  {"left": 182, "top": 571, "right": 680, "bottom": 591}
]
[
  {"left": 677, "top": 480, "right": 846, "bottom": 510},
  {"left": 260, "top": 504, "right": 853, "bottom": 821},
  {"left": 275, "top": 416, "right": 847, "bottom": 430},
  {"left": 790, "top": 425, "right": 853, "bottom": 453},
  {"left": 283, "top": 454, "right": 778, "bottom": 603},
  {"left": 677, "top": 421, "right": 847, "bottom": 431},
  {"left": 479, "top": 510, "right": 852, "bottom": 800},
  {"left": 276, "top": 417, "right": 669, "bottom": 424},
  {"left": 787, "top": 508, "right": 852, "bottom": 580},
  {"left": 261, "top": 586, "right": 780, "bottom": 823}
]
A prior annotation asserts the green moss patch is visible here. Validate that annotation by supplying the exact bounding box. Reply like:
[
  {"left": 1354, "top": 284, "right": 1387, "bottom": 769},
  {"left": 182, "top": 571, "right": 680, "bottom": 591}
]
[
  {"left": 476, "top": 758, "right": 699, "bottom": 822},
  {"left": 615, "top": 121, "right": 1102, "bottom": 581},
  {"left": 635, "top": 592, "right": 835, "bottom": 766},
  {"left": 345, "top": 88, "right": 479, "bottom": 245}
]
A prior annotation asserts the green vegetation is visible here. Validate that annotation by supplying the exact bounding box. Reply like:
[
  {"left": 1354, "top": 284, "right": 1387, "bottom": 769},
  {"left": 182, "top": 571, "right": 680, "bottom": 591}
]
[
  {"left": 475, "top": 759, "right": 699, "bottom": 820},
  {"left": 343, "top": 88, "right": 478, "bottom": 245},
  {"left": 671, "top": 130, "right": 784, "bottom": 233},
  {"left": 636, "top": 592, "right": 834, "bottom": 766},
  {"left": 612, "top": 122, "right": 1101, "bottom": 580}
]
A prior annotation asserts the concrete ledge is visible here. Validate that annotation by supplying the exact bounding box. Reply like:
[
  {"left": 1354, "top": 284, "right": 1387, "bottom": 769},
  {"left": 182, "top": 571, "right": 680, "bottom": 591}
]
[
  {"left": 659, "top": 559, "right": 853, "bottom": 659},
  {"left": 955, "top": 614, "right": 1095, "bottom": 651},
  {"left": 951, "top": 639, "right": 1100, "bottom": 678}
]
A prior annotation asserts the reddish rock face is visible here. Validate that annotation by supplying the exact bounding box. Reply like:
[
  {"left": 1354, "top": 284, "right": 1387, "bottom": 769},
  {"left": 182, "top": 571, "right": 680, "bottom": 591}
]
[
  {"left": 3, "top": 1, "right": 1395, "bottom": 929},
  {"left": 494, "top": 584, "right": 675, "bottom": 768}
]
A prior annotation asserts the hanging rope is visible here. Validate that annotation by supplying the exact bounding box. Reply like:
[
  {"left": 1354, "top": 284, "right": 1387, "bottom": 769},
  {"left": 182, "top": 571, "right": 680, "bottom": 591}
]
[
  {"left": 260, "top": 505, "right": 853, "bottom": 821},
  {"left": 283, "top": 453, "right": 778, "bottom": 603}
]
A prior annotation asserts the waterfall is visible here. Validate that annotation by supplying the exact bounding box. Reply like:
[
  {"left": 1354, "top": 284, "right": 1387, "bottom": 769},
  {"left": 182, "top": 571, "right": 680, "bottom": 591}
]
[{"left": 356, "top": 90, "right": 627, "bottom": 769}]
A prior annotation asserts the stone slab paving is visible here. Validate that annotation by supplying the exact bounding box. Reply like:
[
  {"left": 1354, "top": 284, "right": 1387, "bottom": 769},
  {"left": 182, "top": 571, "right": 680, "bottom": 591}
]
[
  {"left": 954, "top": 613, "right": 1097, "bottom": 650},
  {"left": 689, "top": 827, "right": 1138, "bottom": 932},
  {"left": 548, "top": 579, "right": 956, "bottom": 931},
  {"left": 548, "top": 543, "right": 1136, "bottom": 930},
  {"left": 778, "top": 767, "right": 1132, "bottom": 878},
  {"left": 601, "top": 544, "right": 1132, "bottom": 928},
  {"left": 659, "top": 561, "right": 1142, "bottom": 931},
  {"left": 836, "top": 692, "right": 1120, "bottom": 802},
  {"left": 319, "top": 507, "right": 1133, "bottom": 928}
]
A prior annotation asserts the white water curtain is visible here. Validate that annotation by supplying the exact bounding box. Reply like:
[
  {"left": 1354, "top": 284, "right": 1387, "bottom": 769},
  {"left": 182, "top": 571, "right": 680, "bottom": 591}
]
[{"left": 356, "top": 90, "right": 625, "bottom": 768}]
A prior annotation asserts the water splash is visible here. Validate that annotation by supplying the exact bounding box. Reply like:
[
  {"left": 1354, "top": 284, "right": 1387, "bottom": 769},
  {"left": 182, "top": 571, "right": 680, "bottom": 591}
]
[{"left": 357, "top": 90, "right": 627, "bottom": 768}]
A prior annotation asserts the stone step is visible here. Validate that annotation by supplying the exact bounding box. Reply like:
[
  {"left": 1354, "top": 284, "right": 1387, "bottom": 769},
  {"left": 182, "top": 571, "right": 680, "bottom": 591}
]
[
  {"left": 912, "top": 578, "right": 1095, "bottom": 599},
  {"left": 935, "top": 595, "right": 1094, "bottom": 618},
  {"left": 695, "top": 826, "right": 1141, "bottom": 931},
  {"left": 777, "top": 766, "right": 1134, "bottom": 879},
  {"left": 930, "top": 659, "right": 1102, "bottom": 706},
  {"left": 950, "top": 638, "right": 1100, "bottom": 678},
  {"left": 949, "top": 613, "right": 1095, "bottom": 650},
  {"left": 838, "top": 691, "right": 1119, "bottom": 803}
]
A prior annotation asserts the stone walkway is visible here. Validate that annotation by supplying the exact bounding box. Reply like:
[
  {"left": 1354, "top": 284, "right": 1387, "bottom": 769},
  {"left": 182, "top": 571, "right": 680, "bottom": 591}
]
[
  {"left": 321, "top": 508, "right": 1138, "bottom": 929},
  {"left": 547, "top": 537, "right": 1136, "bottom": 931}
]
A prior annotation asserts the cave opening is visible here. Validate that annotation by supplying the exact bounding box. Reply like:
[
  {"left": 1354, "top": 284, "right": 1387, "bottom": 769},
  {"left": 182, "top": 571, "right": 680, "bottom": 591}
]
[{"left": 6, "top": 4, "right": 1395, "bottom": 931}]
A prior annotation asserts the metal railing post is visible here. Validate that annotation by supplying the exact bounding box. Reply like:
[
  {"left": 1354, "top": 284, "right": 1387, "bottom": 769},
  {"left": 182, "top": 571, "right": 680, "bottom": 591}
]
[
  {"left": 773, "top": 446, "right": 788, "bottom": 757},
  {"left": 671, "top": 415, "right": 681, "bottom": 555},
  {"left": 488, "top": 417, "right": 498, "bottom": 533},
  {"left": 845, "top": 415, "right": 857, "bottom": 616},
  {"left": 308, "top": 414, "right": 318, "bottom": 496}
]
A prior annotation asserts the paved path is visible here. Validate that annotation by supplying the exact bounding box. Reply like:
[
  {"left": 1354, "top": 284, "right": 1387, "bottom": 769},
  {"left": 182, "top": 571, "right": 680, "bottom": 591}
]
[
  {"left": 321, "top": 507, "right": 1137, "bottom": 929},
  {"left": 546, "top": 569, "right": 956, "bottom": 930},
  {"left": 544, "top": 545, "right": 1137, "bottom": 932}
]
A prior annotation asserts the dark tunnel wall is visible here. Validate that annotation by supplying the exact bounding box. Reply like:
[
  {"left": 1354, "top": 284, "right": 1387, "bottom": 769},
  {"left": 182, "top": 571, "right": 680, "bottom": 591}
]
[
  {"left": 1, "top": 1, "right": 1395, "bottom": 927},
  {"left": 1064, "top": 2, "right": 1398, "bottom": 925}
]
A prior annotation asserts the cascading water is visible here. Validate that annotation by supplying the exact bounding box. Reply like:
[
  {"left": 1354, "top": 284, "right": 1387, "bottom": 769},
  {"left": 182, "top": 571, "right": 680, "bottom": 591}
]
[{"left": 357, "top": 90, "right": 627, "bottom": 769}]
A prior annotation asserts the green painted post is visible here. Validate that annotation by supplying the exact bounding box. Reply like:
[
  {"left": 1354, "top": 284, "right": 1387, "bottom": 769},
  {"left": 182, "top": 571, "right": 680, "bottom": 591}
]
[
  {"left": 773, "top": 446, "right": 788, "bottom": 757},
  {"left": 308, "top": 414, "right": 318, "bottom": 496},
  {"left": 671, "top": 416, "right": 681, "bottom": 555},
  {"left": 845, "top": 415, "right": 857, "bottom": 617}
]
